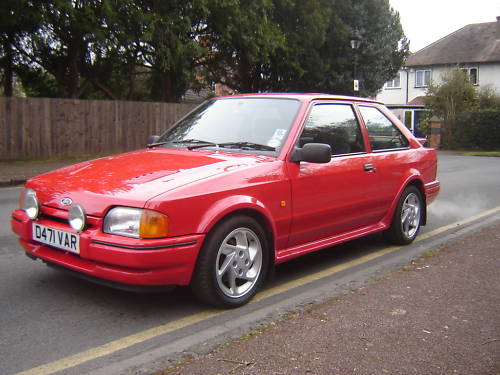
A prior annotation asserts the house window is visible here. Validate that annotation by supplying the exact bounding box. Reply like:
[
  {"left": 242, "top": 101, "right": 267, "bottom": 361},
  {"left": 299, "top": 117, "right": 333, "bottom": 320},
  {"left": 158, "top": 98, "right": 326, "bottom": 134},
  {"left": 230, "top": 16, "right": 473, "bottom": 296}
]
[
  {"left": 415, "top": 70, "right": 431, "bottom": 87},
  {"left": 461, "top": 67, "right": 478, "bottom": 85},
  {"left": 385, "top": 73, "right": 401, "bottom": 89}
]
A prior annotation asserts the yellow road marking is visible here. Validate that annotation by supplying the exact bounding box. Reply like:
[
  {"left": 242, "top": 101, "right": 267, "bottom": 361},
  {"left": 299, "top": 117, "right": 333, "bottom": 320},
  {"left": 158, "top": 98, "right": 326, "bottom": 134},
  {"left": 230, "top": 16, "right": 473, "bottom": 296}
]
[
  {"left": 15, "top": 206, "right": 500, "bottom": 375},
  {"left": 255, "top": 205, "right": 500, "bottom": 302},
  {"left": 14, "top": 310, "right": 221, "bottom": 375},
  {"left": 417, "top": 205, "right": 500, "bottom": 241}
]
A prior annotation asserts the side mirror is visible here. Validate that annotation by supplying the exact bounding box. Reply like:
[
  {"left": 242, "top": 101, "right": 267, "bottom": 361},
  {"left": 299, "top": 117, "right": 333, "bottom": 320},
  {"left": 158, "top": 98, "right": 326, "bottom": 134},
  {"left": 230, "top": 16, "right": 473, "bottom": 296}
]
[
  {"left": 147, "top": 135, "right": 160, "bottom": 145},
  {"left": 416, "top": 137, "right": 427, "bottom": 146},
  {"left": 291, "top": 143, "right": 332, "bottom": 163}
]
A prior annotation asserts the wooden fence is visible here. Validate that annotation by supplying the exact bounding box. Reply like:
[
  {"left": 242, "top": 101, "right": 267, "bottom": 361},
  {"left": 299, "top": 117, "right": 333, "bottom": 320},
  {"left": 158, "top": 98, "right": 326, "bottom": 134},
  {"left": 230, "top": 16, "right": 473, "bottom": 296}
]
[{"left": 0, "top": 97, "right": 195, "bottom": 160}]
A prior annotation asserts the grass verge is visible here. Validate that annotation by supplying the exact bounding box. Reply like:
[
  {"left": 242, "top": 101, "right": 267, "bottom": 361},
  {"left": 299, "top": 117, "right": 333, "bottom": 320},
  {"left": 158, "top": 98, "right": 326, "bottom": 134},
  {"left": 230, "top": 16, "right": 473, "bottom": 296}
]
[{"left": 461, "top": 151, "right": 500, "bottom": 157}]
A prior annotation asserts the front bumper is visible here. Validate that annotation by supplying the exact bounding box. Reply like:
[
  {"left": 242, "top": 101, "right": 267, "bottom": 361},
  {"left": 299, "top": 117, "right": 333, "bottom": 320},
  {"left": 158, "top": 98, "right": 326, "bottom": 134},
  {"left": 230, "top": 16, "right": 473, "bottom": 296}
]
[{"left": 11, "top": 209, "right": 204, "bottom": 287}]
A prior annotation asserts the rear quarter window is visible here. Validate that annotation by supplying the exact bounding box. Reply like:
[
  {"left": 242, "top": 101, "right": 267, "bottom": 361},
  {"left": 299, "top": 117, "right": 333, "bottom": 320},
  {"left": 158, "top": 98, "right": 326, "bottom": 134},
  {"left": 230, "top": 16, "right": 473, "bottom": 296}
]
[{"left": 358, "top": 106, "right": 409, "bottom": 151}]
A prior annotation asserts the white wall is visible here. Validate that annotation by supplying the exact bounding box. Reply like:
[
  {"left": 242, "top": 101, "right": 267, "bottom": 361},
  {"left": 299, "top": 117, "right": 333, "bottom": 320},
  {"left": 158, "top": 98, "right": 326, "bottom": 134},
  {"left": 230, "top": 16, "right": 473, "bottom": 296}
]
[
  {"left": 376, "top": 82, "right": 406, "bottom": 104},
  {"left": 478, "top": 63, "right": 500, "bottom": 94},
  {"left": 376, "top": 62, "right": 500, "bottom": 105}
]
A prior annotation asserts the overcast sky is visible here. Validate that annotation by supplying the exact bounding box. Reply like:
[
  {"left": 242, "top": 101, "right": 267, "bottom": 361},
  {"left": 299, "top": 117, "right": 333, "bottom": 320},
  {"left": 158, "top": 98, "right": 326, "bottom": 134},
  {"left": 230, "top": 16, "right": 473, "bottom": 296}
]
[{"left": 389, "top": 0, "right": 500, "bottom": 52}]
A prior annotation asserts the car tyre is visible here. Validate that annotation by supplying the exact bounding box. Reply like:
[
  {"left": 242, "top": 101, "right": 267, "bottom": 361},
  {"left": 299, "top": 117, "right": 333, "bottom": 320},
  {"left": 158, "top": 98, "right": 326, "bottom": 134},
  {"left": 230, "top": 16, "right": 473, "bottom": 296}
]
[
  {"left": 191, "top": 215, "right": 269, "bottom": 308},
  {"left": 384, "top": 185, "right": 423, "bottom": 245}
]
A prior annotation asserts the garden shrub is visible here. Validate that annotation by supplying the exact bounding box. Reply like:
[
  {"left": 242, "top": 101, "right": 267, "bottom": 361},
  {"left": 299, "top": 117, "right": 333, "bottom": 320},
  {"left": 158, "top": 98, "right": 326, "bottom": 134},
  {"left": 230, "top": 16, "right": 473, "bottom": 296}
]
[{"left": 454, "top": 110, "right": 500, "bottom": 149}]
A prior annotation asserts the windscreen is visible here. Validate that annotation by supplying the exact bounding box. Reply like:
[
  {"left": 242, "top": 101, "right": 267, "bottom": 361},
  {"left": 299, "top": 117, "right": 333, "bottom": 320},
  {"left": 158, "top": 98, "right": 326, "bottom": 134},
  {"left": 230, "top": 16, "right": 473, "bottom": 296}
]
[{"left": 158, "top": 97, "right": 301, "bottom": 156}]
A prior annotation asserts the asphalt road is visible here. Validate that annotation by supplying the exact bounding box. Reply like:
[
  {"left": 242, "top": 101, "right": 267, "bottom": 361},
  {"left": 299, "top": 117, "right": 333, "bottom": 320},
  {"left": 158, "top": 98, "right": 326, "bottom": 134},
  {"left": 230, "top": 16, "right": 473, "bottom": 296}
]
[{"left": 0, "top": 152, "right": 499, "bottom": 375}]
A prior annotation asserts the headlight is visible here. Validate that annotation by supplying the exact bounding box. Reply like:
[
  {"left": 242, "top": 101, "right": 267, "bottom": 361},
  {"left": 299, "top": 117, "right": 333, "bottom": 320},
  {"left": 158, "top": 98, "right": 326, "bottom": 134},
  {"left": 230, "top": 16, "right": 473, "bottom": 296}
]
[
  {"left": 103, "top": 207, "right": 169, "bottom": 239},
  {"left": 22, "top": 188, "right": 39, "bottom": 220},
  {"left": 69, "top": 204, "right": 86, "bottom": 232}
]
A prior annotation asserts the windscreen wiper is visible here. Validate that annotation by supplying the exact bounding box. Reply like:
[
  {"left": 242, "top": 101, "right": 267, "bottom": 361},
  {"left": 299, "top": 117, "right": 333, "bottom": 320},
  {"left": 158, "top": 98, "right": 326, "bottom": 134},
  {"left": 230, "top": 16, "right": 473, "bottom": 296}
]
[
  {"left": 147, "top": 140, "right": 171, "bottom": 148},
  {"left": 147, "top": 139, "right": 217, "bottom": 149},
  {"left": 185, "top": 140, "right": 219, "bottom": 150},
  {"left": 217, "top": 142, "right": 276, "bottom": 151}
]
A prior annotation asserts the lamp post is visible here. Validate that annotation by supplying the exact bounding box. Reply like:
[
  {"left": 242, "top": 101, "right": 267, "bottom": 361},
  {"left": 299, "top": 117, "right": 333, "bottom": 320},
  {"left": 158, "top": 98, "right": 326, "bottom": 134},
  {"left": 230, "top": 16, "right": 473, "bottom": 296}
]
[{"left": 350, "top": 31, "right": 361, "bottom": 93}]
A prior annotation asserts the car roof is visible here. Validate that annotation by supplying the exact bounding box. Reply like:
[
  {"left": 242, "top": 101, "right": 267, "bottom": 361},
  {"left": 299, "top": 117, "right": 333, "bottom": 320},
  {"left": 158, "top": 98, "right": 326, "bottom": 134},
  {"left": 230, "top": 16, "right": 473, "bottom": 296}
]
[{"left": 213, "top": 92, "right": 382, "bottom": 105}]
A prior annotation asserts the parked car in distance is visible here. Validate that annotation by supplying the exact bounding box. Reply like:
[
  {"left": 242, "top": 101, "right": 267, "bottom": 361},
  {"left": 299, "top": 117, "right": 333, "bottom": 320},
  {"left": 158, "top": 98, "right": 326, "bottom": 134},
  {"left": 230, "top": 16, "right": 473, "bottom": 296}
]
[{"left": 11, "top": 93, "right": 440, "bottom": 308}]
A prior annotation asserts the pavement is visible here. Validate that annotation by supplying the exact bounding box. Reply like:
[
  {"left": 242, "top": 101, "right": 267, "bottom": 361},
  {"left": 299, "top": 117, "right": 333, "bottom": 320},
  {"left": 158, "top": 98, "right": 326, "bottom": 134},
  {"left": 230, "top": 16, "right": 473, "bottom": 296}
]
[
  {"left": 0, "top": 158, "right": 94, "bottom": 187},
  {"left": 160, "top": 222, "right": 500, "bottom": 375}
]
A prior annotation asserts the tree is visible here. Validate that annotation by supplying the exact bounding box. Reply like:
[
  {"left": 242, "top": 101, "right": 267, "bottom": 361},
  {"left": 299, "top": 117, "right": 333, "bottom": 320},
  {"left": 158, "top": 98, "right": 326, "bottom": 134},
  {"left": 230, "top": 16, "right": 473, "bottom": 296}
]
[
  {"left": 0, "top": 0, "right": 41, "bottom": 96},
  {"left": 424, "top": 67, "right": 478, "bottom": 146},
  {"left": 264, "top": 0, "right": 335, "bottom": 92},
  {"left": 15, "top": 0, "right": 108, "bottom": 98},
  {"left": 203, "top": 0, "right": 284, "bottom": 93},
  {"left": 84, "top": 0, "right": 152, "bottom": 100},
  {"left": 12, "top": 1, "right": 153, "bottom": 100},
  {"left": 347, "top": 0, "right": 409, "bottom": 96},
  {"left": 4, "top": 0, "right": 408, "bottom": 101},
  {"left": 477, "top": 86, "right": 500, "bottom": 110},
  {"left": 141, "top": 0, "right": 209, "bottom": 102},
  {"left": 203, "top": 0, "right": 408, "bottom": 96}
]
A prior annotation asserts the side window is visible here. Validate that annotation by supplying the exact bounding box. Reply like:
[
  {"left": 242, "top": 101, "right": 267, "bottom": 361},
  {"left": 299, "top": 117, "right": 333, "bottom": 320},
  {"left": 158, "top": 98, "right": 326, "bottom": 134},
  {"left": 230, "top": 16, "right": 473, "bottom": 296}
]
[
  {"left": 359, "top": 106, "right": 409, "bottom": 151},
  {"left": 299, "top": 104, "right": 365, "bottom": 155}
]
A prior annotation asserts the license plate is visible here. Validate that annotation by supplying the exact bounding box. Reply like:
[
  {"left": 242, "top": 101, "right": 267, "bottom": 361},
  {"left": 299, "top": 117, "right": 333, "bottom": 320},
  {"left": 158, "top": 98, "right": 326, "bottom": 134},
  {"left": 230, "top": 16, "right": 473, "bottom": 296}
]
[{"left": 32, "top": 223, "right": 80, "bottom": 254}]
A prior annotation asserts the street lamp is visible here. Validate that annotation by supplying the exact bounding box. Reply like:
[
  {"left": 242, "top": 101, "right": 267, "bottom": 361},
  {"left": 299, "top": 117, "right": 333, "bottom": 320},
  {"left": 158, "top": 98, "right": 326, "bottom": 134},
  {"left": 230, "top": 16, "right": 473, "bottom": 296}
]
[{"left": 350, "top": 30, "right": 361, "bottom": 93}]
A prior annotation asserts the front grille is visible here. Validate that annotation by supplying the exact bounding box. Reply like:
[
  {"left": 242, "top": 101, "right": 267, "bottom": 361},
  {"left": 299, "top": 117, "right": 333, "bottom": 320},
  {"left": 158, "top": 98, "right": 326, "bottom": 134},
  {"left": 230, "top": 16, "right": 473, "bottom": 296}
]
[
  {"left": 40, "top": 212, "right": 67, "bottom": 224},
  {"left": 39, "top": 205, "right": 100, "bottom": 229}
]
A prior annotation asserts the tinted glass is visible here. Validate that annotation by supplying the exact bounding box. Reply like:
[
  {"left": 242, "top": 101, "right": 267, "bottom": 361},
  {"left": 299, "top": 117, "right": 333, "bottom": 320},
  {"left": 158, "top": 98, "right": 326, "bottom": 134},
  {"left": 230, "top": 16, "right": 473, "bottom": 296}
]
[
  {"left": 299, "top": 104, "right": 365, "bottom": 155},
  {"left": 159, "top": 98, "right": 301, "bottom": 155},
  {"left": 359, "top": 106, "right": 409, "bottom": 151}
]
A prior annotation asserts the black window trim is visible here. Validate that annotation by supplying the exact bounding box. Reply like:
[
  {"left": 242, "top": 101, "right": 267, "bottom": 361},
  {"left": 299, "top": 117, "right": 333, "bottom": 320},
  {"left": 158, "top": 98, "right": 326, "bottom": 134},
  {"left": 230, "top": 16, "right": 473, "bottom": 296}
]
[{"left": 370, "top": 146, "right": 411, "bottom": 153}]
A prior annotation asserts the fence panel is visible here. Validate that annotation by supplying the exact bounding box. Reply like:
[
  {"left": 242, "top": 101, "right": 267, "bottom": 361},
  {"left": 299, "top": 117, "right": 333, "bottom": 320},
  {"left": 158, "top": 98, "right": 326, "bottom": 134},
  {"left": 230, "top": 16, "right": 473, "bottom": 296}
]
[{"left": 0, "top": 97, "right": 195, "bottom": 160}]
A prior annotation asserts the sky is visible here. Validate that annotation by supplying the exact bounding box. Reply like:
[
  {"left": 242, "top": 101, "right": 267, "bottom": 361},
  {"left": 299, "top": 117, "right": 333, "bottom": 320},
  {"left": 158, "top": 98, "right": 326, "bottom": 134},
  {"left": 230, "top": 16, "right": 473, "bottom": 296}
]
[{"left": 389, "top": 0, "right": 500, "bottom": 52}]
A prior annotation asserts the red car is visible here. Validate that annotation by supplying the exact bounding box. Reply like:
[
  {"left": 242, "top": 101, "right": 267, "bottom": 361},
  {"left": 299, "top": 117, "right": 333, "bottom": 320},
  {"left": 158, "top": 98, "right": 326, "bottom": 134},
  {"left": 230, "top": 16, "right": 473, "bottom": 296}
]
[{"left": 11, "top": 94, "right": 439, "bottom": 308}]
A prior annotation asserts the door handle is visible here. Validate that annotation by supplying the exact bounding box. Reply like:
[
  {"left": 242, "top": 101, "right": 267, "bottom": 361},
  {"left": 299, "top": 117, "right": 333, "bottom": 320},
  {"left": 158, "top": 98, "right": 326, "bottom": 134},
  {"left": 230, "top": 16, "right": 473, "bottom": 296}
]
[{"left": 363, "top": 163, "right": 376, "bottom": 172}]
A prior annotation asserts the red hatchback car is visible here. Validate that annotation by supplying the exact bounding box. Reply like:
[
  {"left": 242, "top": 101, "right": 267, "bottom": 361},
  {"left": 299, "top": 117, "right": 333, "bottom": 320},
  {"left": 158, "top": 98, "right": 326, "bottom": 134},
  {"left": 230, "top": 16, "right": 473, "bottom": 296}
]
[{"left": 11, "top": 94, "right": 439, "bottom": 307}]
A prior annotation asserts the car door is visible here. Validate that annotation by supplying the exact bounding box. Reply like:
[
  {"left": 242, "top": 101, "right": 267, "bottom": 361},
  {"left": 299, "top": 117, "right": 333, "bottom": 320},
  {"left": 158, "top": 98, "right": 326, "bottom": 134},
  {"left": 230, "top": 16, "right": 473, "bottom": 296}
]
[
  {"left": 356, "top": 104, "right": 413, "bottom": 210},
  {"left": 286, "top": 102, "right": 387, "bottom": 249}
]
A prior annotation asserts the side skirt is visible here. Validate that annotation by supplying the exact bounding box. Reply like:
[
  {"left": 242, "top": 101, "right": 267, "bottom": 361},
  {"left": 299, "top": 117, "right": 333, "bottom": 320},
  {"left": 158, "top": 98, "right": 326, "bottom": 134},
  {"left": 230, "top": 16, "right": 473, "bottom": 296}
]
[{"left": 275, "top": 222, "right": 387, "bottom": 264}]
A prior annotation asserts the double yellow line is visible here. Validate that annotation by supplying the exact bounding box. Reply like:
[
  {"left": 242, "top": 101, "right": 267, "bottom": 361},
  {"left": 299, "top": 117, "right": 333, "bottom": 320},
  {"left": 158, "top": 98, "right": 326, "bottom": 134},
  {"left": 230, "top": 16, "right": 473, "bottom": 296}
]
[{"left": 15, "top": 206, "right": 500, "bottom": 375}]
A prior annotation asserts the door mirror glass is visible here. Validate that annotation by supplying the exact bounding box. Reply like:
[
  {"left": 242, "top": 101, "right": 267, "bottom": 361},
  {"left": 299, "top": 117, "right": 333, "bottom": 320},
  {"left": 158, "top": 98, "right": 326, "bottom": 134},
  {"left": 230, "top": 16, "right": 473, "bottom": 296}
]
[
  {"left": 147, "top": 135, "right": 160, "bottom": 145},
  {"left": 291, "top": 143, "right": 332, "bottom": 163}
]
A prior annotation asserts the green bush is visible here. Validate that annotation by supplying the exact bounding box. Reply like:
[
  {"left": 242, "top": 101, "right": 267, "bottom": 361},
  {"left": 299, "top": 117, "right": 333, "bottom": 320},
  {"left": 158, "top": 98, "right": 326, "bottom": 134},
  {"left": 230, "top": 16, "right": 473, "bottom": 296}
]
[{"left": 454, "top": 110, "right": 500, "bottom": 149}]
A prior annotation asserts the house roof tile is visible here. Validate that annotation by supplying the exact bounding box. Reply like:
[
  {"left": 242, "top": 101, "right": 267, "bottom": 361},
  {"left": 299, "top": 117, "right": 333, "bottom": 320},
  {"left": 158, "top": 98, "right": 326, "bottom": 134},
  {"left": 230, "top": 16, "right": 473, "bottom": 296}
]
[
  {"left": 405, "top": 20, "right": 500, "bottom": 66},
  {"left": 408, "top": 96, "right": 425, "bottom": 106}
]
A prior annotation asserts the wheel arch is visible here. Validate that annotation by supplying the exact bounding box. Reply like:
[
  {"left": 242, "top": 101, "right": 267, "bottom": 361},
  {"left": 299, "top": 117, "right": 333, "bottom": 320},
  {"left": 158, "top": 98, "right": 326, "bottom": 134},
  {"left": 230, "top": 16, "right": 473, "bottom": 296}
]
[
  {"left": 406, "top": 178, "right": 427, "bottom": 226},
  {"left": 218, "top": 209, "right": 276, "bottom": 270},
  {"left": 196, "top": 196, "right": 277, "bottom": 264},
  {"left": 190, "top": 203, "right": 276, "bottom": 307},
  {"left": 384, "top": 175, "right": 427, "bottom": 227}
]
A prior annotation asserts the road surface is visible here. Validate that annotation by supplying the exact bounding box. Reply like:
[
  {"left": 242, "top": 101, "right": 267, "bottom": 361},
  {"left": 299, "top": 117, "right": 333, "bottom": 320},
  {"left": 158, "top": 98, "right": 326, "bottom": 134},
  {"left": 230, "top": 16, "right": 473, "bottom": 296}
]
[{"left": 0, "top": 152, "right": 499, "bottom": 375}]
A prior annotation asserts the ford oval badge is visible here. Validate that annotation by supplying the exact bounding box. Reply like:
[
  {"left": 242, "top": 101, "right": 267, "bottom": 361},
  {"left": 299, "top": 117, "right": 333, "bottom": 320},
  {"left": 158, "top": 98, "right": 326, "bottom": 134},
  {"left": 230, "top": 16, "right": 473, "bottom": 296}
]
[{"left": 61, "top": 197, "right": 73, "bottom": 206}]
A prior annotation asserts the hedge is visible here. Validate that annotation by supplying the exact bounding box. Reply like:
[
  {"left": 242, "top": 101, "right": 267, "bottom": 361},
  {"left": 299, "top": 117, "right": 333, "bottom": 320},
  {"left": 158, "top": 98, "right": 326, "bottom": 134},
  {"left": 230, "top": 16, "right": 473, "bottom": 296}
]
[{"left": 453, "top": 110, "right": 500, "bottom": 149}]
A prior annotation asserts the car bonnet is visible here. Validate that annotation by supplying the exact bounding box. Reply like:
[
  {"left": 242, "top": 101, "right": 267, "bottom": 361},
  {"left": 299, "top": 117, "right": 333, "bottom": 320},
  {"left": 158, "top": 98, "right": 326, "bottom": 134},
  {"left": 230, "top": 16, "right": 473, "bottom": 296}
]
[{"left": 25, "top": 148, "right": 271, "bottom": 217}]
